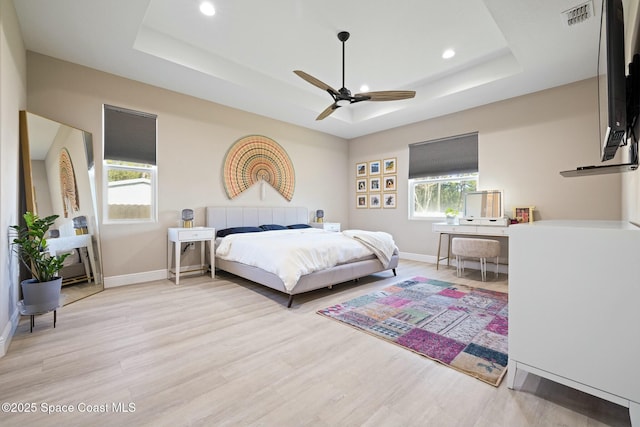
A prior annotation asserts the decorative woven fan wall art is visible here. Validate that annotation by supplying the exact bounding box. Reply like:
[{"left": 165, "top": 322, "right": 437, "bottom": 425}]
[
  {"left": 59, "top": 147, "right": 79, "bottom": 218},
  {"left": 223, "top": 135, "right": 295, "bottom": 201}
]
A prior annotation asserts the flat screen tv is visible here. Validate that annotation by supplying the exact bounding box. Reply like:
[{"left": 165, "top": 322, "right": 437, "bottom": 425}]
[
  {"left": 561, "top": 0, "right": 639, "bottom": 177},
  {"left": 600, "top": 0, "right": 627, "bottom": 161}
]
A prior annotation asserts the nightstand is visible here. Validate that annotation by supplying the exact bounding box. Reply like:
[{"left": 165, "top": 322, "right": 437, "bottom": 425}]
[
  {"left": 167, "top": 227, "right": 215, "bottom": 284},
  {"left": 310, "top": 222, "right": 341, "bottom": 232}
]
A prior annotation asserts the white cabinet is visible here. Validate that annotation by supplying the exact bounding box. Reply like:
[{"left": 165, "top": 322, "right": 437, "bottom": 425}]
[
  {"left": 310, "top": 222, "right": 341, "bottom": 232},
  {"left": 508, "top": 220, "right": 639, "bottom": 426}
]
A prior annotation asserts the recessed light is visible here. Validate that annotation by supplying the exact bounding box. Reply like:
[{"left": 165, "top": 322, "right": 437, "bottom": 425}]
[
  {"left": 200, "top": 1, "right": 215, "bottom": 16},
  {"left": 442, "top": 49, "right": 455, "bottom": 59},
  {"left": 360, "top": 85, "right": 370, "bottom": 92}
]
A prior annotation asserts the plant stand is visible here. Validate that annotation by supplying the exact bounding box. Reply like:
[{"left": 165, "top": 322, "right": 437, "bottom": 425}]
[{"left": 17, "top": 300, "right": 61, "bottom": 333}]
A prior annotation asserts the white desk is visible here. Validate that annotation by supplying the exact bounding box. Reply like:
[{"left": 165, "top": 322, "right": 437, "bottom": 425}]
[
  {"left": 432, "top": 222, "right": 509, "bottom": 269},
  {"left": 167, "top": 227, "right": 215, "bottom": 284},
  {"left": 46, "top": 234, "right": 96, "bottom": 283}
]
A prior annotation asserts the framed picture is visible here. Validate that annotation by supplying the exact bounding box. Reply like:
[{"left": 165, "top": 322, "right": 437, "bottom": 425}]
[
  {"left": 356, "top": 162, "right": 367, "bottom": 177},
  {"left": 383, "top": 175, "right": 396, "bottom": 191},
  {"left": 513, "top": 206, "right": 535, "bottom": 223},
  {"left": 356, "top": 178, "right": 367, "bottom": 193},
  {"left": 369, "top": 177, "right": 381, "bottom": 192},
  {"left": 383, "top": 193, "right": 397, "bottom": 209},
  {"left": 369, "top": 160, "right": 381, "bottom": 176},
  {"left": 383, "top": 157, "right": 397, "bottom": 174},
  {"left": 356, "top": 195, "right": 368, "bottom": 208},
  {"left": 369, "top": 193, "right": 382, "bottom": 208}
]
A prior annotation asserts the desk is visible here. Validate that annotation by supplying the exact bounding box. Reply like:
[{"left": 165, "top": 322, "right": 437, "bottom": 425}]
[
  {"left": 46, "top": 234, "right": 96, "bottom": 283},
  {"left": 167, "top": 227, "right": 215, "bottom": 284},
  {"left": 432, "top": 223, "right": 509, "bottom": 269}
]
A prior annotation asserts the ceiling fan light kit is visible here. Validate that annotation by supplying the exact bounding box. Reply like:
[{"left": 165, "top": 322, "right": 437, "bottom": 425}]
[{"left": 294, "top": 31, "right": 416, "bottom": 120}]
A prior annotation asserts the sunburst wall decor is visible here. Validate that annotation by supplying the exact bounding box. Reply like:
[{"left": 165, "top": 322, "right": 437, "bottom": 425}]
[
  {"left": 223, "top": 135, "right": 295, "bottom": 201},
  {"left": 59, "top": 147, "right": 79, "bottom": 218}
]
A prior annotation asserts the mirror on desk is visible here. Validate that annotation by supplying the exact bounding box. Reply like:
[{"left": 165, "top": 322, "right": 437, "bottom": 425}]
[
  {"left": 20, "top": 111, "right": 104, "bottom": 305},
  {"left": 463, "top": 190, "right": 503, "bottom": 219}
]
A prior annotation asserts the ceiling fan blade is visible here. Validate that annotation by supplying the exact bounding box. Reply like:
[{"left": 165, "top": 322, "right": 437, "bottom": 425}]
[
  {"left": 355, "top": 90, "right": 416, "bottom": 101},
  {"left": 316, "top": 103, "right": 340, "bottom": 120},
  {"left": 294, "top": 70, "right": 339, "bottom": 95}
]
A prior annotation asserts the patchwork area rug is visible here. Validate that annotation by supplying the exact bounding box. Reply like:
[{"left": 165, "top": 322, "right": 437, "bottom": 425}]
[{"left": 317, "top": 276, "right": 508, "bottom": 386}]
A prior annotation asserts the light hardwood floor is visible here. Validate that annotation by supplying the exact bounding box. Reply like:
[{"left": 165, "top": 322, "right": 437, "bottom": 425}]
[{"left": 0, "top": 260, "right": 631, "bottom": 426}]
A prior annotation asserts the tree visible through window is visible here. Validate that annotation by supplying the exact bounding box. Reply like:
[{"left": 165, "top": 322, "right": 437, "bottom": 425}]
[{"left": 410, "top": 174, "right": 478, "bottom": 218}]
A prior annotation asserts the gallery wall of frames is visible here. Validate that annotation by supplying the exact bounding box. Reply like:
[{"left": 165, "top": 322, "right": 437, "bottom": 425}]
[{"left": 355, "top": 158, "right": 397, "bottom": 209}]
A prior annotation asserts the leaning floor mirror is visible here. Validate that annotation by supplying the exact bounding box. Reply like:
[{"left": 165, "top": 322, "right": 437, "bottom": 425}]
[{"left": 19, "top": 111, "right": 104, "bottom": 305}]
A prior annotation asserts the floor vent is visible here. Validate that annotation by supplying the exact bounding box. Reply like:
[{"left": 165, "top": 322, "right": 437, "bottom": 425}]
[{"left": 563, "top": 1, "right": 593, "bottom": 26}]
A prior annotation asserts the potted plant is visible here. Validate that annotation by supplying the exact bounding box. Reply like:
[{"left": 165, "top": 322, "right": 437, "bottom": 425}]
[
  {"left": 445, "top": 208, "right": 459, "bottom": 224},
  {"left": 11, "top": 212, "right": 69, "bottom": 311}
]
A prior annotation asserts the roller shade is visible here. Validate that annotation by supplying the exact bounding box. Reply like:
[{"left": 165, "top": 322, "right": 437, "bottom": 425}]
[
  {"left": 408, "top": 132, "right": 478, "bottom": 179},
  {"left": 104, "top": 104, "right": 157, "bottom": 165}
]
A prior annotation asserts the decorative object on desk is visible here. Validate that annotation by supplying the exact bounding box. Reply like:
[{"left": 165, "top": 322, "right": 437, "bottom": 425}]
[
  {"left": 356, "top": 162, "right": 367, "bottom": 177},
  {"left": 369, "top": 160, "right": 381, "bottom": 176},
  {"left": 383, "top": 193, "right": 397, "bottom": 209},
  {"left": 356, "top": 178, "right": 367, "bottom": 193},
  {"left": 182, "top": 208, "right": 194, "bottom": 228},
  {"left": 11, "top": 212, "right": 70, "bottom": 311},
  {"left": 317, "top": 276, "right": 509, "bottom": 386},
  {"left": 223, "top": 135, "right": 295, "bottom": 201},
  {"left": 356, "top": 195, "right": 368, "bottom": 209},
  {"left": 513, "top": 206, "right": 535, "bottom": 223},
  {"left": 384, "top": 175, "right": 396, "bottom": 191},
  {"left": 463, "top": 190, "right": 503, "bottom": 222},
  {"left": 369, "top": 193, "right": 382, "bottom": 208},
  {"left": 59, "top": 147, "right": 79, "bottom": 218},
  {"left": 315, "top": 209, "right": 324, "bottom": 223},
  {"left": 445, "top": 208, "right": 459, "bottom": 224},
  {"left": 383, "top": 157, "right": 397, "bottom": 174}
]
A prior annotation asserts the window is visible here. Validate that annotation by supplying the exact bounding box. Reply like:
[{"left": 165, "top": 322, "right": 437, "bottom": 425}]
[
  {"left": 103, "top": 105, "right": 157, "bottom": 222},
  {"left": 408, "top": 132, "right": 478, "bottom": 219},
  {"left": 409, "top": 174, "right": 478, "bottom": 218}
]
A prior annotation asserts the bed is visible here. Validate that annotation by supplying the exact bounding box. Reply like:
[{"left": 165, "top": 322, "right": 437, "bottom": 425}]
[{"left": 206, "top": 206, "right": 399, "bottom": 307}]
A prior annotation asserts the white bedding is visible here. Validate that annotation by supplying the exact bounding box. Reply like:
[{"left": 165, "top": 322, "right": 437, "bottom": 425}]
[{"left": 215, "top": 228, "right": 397, "bottom": 292}]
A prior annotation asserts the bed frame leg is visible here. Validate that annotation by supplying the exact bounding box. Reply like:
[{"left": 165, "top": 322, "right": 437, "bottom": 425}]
[
  {"left": 392, "top": 268, "right": 397, "bottom": 276},
  {"left": 287, "top": 294, "right": 294, "bottom": 308}
]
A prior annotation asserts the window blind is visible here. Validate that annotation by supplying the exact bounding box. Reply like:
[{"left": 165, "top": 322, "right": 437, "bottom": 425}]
[
  {"left": 408, "top": 132, "right": 478, "bottom": 179},
  {"left": 104, "top": 105, "right": 157, "bottom": 165}
]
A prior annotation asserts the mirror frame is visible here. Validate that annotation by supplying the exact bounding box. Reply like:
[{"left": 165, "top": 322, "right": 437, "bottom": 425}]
[{"left": 19, "top": 110, "right": 104, "bottom": 304}]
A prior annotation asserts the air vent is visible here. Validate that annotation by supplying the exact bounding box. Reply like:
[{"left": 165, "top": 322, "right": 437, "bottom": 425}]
[{"left": 562, "top": 1, "right": 593, "bottom": 26}]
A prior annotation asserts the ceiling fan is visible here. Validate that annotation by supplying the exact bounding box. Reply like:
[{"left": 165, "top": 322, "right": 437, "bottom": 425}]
[{"left": 294, "top": 31, "right": 416, "bottom": 121}]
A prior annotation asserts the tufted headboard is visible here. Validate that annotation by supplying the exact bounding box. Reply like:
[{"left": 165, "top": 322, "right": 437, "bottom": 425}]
[{"left": 205, "top": 206, "right": 309, "bottom": 231}]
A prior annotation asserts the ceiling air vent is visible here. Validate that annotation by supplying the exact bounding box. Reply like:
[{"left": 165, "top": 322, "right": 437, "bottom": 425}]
[{"left": 562, "top": 1, "right": 593, "bottom": 26}]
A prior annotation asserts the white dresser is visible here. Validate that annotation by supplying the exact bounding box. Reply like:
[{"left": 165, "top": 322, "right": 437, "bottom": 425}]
[{"left": 508, "top": 220, "right": 639, "bottom": 426}]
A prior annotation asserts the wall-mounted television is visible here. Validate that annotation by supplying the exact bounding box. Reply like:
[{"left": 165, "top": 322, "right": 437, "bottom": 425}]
[
  {"left": 561, "top": 0, "right": 640, "bottom": 177},
  {"left": 600, "top": 0, "right": 627, "bottom": 161}
]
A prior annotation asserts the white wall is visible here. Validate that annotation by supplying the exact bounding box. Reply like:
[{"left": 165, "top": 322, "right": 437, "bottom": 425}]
[
  {"left": 0, "top": 0, "right": 26, "bottom": 356},
  {"left": 349, "top": 78, "right": 623, "bottom": 261},
  {"left": 26, "top": 52, "right": 349, "bottom": 285}
]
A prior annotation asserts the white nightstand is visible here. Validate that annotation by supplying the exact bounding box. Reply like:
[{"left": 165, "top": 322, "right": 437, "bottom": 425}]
[
  {"left": 167, "top": 227, "right": 215, "bottom": 284},
  {"left": 310, "top": 222, "right": 341, "bottom": 232}
]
